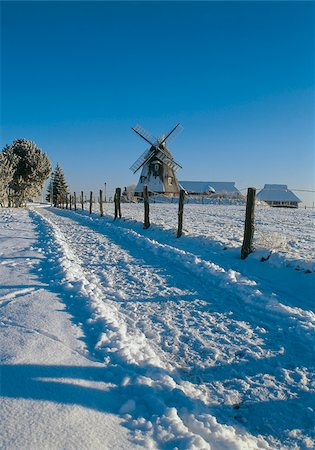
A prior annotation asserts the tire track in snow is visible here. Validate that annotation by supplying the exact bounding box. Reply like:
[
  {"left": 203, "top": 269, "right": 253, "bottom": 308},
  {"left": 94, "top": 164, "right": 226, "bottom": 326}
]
[
  {"left": 29, "top": 208, "right": 279, "bottom": 449},
  {"left": 35, "top": 208, "right": 275, "bottom": 370},
  {"left": 35, "top": 208, "right": 314, "bottom": 376},
  {"left": 30, "top": 207, "right": 315, "bottom": 449},
  {"left": 41, "top": 208, "right": 315, "bottom": 351}
]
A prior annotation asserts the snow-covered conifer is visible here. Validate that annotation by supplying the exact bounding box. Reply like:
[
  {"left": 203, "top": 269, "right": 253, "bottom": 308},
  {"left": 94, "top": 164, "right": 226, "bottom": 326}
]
[
  {"left": 46, "top": 163, "right": 69, "bottom": 207},
  {"left": 2, "top": 139, "right": 51, "bottom": 207}
]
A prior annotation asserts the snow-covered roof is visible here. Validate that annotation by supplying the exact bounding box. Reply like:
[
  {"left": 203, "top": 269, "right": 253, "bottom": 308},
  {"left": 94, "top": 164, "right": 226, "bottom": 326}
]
[
  {"left": 179, "top": 181, "right": 240, "bottom": 194},
  {"left": 257, "top": 184, "right": 301, "bottom": 202}
]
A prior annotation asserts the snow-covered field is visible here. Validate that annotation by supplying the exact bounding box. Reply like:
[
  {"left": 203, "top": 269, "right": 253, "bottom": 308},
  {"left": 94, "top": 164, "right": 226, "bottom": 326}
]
[
  {"left": 93, "top": 202, "right": 315, "bottom": 272},
  {"left": 1, "top": 204, "right": 314, "bottom": 449}
]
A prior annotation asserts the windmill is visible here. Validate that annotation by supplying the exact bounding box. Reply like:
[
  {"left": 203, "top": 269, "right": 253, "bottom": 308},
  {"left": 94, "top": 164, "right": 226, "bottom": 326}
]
[{"left": 130, "top": 123, "right": 183, "bottom": 196}]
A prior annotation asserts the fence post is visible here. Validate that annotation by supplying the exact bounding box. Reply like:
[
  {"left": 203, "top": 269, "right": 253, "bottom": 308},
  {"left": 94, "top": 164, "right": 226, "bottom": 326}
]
[
  {"left": 81, "top": 191, "right": 84, "bottom": 210},
  {"left": 69, "top": 195, "right": 72, "bottom": 210},
  {"left": 89, "top": 191, "right": 93, "bottom": 214},
  {"left": 99, "top": 189, "right": 104, "bottom": 217},
  {"left": 74, "top": 192, "right": 77, "bottom": 211},
  {"left": 143, "top": 186, "right": 150, "bottom": 229},
  {"left": 177, "top": 189, "right": 185, "bottom": 238},
  {"left": 241, "top": 187, "right": 256, "bottom": 260},
  {"left": 65, "top": 194, "right": 69, "bottom": 209},
  {"left": 114, "top": 188, "right": 122, "bottom": 219},
  {"left": 8, "top": 189, "right": 11, "bottom": 207}
]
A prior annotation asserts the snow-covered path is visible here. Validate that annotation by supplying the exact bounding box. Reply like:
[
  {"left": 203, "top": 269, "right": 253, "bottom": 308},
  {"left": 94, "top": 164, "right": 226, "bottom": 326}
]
[{"left": 1, "top": 206, "right": 314, "bottom": 449}]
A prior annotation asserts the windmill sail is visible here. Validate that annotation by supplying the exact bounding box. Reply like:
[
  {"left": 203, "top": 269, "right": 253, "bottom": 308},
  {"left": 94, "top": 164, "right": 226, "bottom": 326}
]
[
  {"left": 160, "top": 123, "right": 180, "bottom": 145},
  {"left": 130, "top": 147, "right": 154, "bottom": 173},
  {"left": 155, "top": 148, "right": 182, "bottom": 172},
  {"left": 132, "top": 124, "right": 157, "bottom": 146},
  {"left": 163, "top": 124, "right": 184, "bottom": 146}
]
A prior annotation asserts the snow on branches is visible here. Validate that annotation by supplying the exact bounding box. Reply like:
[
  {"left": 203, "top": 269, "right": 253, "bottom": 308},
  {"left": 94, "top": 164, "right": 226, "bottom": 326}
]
[
  {"left": 46, "top": 163, "right": 69, "bottom": 207},
  {"left": 1, "top": 139, "right": 51, "bottom": 207}
]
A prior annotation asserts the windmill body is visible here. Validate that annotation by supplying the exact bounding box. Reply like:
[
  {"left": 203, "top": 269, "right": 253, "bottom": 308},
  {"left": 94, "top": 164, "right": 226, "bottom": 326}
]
[{"left": 130, "top": 124, "right": 183, "bottom": 197}]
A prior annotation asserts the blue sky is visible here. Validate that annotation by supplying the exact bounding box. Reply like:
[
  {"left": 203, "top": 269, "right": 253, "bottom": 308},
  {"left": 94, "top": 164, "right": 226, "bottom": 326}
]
[{"left": 1, "top": 1, "right": 314, "bottom": 204}]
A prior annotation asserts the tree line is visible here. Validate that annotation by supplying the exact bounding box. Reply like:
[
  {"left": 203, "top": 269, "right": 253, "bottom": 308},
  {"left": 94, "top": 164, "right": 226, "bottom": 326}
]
[{"left": 0, "top": 138, "right": 69, "bottom": 208}]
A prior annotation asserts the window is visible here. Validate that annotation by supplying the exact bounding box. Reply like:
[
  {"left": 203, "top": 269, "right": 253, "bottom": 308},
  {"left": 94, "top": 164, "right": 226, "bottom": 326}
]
[{"left": 168, "top": 177, "right": 173, "bottom": 186}]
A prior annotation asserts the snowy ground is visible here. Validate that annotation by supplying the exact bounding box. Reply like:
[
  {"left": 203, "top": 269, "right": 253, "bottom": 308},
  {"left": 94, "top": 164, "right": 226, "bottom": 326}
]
[
  {"left": 114, "top": 202, "right": 315, "bottom": 272},
  {"left": 1, "top": 204, "right": 314, "bottom": 449}
]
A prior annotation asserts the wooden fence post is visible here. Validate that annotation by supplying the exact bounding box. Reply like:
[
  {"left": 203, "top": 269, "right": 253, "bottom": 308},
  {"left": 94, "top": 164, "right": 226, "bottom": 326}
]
[
  {"left": 74, "top": 192, "right": 77, "bottom": 211},
  {"left": 241, "top": 187, "right": 256, "bottom": 260},
  {"left": 99, "top": 189, "right": 104, "bottom": 217},
  {"left": 81, "top": 191, "right": 84, "bottom": 210},
  {"left": 143, "top": 186, "right": 150, "bottom": 229},
  {"left": 89, "top": 191, "right": 93, "bottom": 215},
  {"left": 69, "top": 195, "right": 72, "bottom": 210},
  {"left": 177, "top": 189, "right": 185, "bottom": 238},
  {"left": 114, "top": 188, "right": 122, "bottom": 219},
  {"left": 8, "top": 189, "right": 11, "bottom": 208}
]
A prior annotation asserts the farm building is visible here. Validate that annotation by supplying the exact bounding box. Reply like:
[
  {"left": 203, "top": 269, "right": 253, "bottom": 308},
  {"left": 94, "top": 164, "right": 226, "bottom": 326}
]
[
  {"left": 179, "top": 181, "right": 242, "bottom": 198},
  {"left": 257, "top": 184, "right": 301, "bottom": 208}
]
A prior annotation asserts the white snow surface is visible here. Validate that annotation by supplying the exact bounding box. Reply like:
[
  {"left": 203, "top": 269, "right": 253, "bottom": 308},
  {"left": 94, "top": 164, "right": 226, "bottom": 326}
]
[{"left": 0, "top": 204, "right": 314, "bottom": 449}]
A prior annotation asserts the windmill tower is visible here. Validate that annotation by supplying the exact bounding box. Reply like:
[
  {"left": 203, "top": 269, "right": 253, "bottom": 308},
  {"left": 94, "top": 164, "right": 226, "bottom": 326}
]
[{"left": 130, "top": 123, "right": 183, "bottom": 196}]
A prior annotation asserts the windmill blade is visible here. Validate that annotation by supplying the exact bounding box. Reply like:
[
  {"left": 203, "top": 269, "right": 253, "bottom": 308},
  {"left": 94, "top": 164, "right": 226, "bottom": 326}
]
[
  {"left": 160, "top": 123, "right": 184, "bottom": 146},
  {"left": 155, "top": 148, "right": 182, "bottom": 172},
  {"left": 131, "top": 124, "right": 157, "bottom": 147},
  {"left": 130, "top": 146, "right": 154, "bottom": 173},
  {"left": 159, "top": 123, "right": 180, "bottom": 145}
]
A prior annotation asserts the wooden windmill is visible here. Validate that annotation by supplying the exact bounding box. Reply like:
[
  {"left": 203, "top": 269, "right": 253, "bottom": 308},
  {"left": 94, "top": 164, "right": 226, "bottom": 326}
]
[{"left": 130, "top": 123, "right": 183, "bottom": 196}]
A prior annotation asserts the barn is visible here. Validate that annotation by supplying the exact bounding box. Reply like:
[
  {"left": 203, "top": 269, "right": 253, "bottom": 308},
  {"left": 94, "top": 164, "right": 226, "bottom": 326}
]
[{"left": 256, "top": 184, "right": 301, "bottom": 208}]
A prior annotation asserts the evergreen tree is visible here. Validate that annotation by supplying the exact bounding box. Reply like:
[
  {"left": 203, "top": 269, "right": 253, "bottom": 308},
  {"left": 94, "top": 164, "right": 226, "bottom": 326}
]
[
  {"left": 3, "top": 139, "right": 51, "bottom": 207},
  {"left": 46, "top": 163, "right": 69, "bottom": 207}
]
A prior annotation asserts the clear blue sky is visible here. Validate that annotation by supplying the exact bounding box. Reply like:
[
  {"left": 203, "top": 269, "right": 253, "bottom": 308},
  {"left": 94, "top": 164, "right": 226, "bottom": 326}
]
[{"left": 1, "top": 1, "right": 314, "bottom": 204}]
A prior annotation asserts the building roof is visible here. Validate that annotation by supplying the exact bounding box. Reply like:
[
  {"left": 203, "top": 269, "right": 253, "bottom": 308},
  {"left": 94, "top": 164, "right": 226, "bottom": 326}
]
[
  {"left": 179, "top": 181, "right": 240, "bottom": 194},
  {"left": 257, "top": 184, "right": 301, "bottom": 202}
]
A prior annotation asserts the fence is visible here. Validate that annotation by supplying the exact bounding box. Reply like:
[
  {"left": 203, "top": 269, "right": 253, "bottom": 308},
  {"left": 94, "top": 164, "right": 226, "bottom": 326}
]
[{"left": 54, "top": 187, "right": 257, "bottom": 260}]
